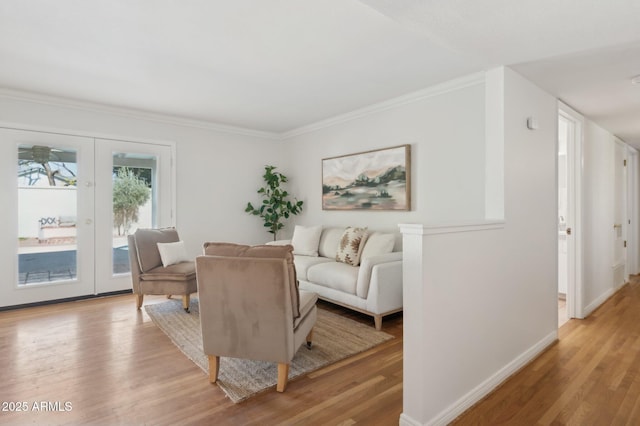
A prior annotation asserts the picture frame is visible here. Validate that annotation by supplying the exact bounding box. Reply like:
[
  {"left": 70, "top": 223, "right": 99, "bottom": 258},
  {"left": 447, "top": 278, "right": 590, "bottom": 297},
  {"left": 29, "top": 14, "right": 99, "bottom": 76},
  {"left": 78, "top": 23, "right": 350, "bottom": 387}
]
[{"left": 322, "top": 144, "right": 411, "bottom": 210}]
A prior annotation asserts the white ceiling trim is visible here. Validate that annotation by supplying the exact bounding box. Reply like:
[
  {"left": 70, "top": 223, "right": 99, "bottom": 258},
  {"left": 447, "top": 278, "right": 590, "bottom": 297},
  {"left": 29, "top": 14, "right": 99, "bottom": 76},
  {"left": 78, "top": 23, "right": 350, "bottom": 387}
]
[
  {"left": 0, "top": 73, "right": 486, "bottom": 142},
  {"left": 0, "top": 88, "right": 281, "bottom": 140},
  {"left": 280, "top": 72, "right": 486, "bottom": 140}
]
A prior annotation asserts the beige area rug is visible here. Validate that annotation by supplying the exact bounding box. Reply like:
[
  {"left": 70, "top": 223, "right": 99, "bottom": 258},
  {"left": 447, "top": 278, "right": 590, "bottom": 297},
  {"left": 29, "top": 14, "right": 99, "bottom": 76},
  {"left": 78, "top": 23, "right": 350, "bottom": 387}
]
[{"left": 145, "top": 298, "right": 394, "bottom": 403}]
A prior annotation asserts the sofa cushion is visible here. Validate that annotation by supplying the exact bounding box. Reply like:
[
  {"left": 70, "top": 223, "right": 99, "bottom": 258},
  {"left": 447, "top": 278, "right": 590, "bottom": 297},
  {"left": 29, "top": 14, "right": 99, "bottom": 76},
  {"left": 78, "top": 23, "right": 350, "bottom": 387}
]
[
  {"left": 140, "top": 261, "right": 196, "bottom": 281},
  {"left": 294, "top": 290, "right": 318, "bottom": 329},
  {"left": 203, "top": 242, "right": 301, "bottom": 319},
  {"left": 134, "top": 228, "right": 180, "bottom": 272},
  {"left": 318, "top": 227, "right": 345, "bottom": 258},
  {"left": 336, "top": 227, "right": 369, "bottom": 266},
  {"left": 307, "top": 262, "right": 359, "bottom": 295},
  {"left": 294, "top": 255, "right": 333, "bottom": 281},
  {"left": 291, "top": 225, "right": 323, "bottom": 256},
  {"left": 361, "top": 232, "right": 396, "bottom": 260}
]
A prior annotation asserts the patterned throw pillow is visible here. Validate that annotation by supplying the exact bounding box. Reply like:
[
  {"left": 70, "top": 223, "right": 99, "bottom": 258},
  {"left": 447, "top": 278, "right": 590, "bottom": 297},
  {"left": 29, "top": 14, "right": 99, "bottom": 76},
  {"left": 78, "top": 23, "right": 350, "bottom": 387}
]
[{"left": 336, "top": 227, "right": 369, "bottom": 266}]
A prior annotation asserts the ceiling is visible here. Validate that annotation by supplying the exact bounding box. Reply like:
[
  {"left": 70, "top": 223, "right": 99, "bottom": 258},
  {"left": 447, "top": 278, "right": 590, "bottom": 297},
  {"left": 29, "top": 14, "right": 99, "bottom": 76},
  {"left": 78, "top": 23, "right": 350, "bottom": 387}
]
[{"left": 0, "top": 0, "right": 639, "bottom": 144}]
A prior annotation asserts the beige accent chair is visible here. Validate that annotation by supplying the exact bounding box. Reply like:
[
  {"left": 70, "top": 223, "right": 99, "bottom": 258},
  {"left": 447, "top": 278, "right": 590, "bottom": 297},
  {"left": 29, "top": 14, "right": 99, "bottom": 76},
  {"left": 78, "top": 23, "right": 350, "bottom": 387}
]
[
  {"left": 127, "top": 228, "right": 197, "bottom": 312},
  {"left": 196, "top": 242, "right": 318, "bottom": 393}
]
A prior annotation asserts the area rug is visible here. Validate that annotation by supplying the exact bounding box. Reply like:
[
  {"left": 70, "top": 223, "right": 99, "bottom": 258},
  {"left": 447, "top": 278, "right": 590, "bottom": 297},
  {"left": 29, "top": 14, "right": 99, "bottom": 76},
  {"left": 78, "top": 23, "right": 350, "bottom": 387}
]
[{"left": 145, "top": 298, "right": 393, "bottom": 403}]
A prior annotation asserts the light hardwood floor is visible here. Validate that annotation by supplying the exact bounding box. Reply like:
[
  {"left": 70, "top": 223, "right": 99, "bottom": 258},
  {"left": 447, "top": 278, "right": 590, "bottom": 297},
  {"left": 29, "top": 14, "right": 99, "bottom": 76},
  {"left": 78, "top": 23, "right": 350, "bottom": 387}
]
[
  {"left": 0, "top": 295, "right": 402, "bottom": 425},
  {"left": 3, "top": 276, "right": 640, "bottom": 425},
  {"left": 454, "top": 275, "right": 640, "bottom": 425}
]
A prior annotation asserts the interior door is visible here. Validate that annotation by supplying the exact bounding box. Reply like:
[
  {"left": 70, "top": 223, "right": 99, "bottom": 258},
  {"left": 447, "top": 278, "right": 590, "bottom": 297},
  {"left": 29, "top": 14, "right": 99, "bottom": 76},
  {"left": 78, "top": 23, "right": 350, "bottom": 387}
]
[
  {"left": 613, "top": 140, "right": 627, "bottom": 286},
  {"left": 94, "top": 139, "right": 174, "bottom": 293},
  {"left": 0, "top": 128, "right": 95, "bottom": 306}
]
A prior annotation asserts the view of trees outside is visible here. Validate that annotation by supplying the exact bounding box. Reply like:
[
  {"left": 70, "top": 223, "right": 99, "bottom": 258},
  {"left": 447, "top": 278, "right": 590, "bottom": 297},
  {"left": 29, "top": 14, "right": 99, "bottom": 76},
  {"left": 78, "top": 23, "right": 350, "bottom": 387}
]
[
  {"left": 18, "top": 146, "right": 79, "bottom": 284},
  {"left": 112, "top": 167, "right": 151, "bottom": 236}
]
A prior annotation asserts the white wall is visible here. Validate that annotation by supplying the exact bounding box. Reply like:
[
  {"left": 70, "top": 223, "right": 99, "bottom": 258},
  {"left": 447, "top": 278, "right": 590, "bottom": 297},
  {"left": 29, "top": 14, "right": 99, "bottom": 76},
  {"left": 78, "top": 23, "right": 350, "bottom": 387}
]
[
  {"left": 18, "top": 187, "right": 76, "bottom": 237},
  {"left": 282, "top": 77, "right": 487, "bottom": 235},
  {"left": 0, "top": 96, "right": 285, "bottom": 261},
  {"left": 581, "top": 119, "right": 619, "bottom": 314},
  {"left": 401, "top": 67, "right": 558, "bottom": 425}
]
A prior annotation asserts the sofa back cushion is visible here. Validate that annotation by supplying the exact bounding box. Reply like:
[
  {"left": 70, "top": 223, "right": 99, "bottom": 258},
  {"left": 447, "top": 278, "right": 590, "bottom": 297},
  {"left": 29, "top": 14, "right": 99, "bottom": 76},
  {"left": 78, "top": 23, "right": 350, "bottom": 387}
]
[
  {"left": 361, "top": 232, "right": 396, "bottom": 260},
  {"left": 291, "top": 225, "right": 323, "bottom": 256},
  {"left": 203, "top": 242, "right": 301, "bottom": 319},
  {"left": 134, "top": 228, "right": 180, "bottom": 272},
  {"left": 318, "top": 227, "right": 346, "bottom": 258}
]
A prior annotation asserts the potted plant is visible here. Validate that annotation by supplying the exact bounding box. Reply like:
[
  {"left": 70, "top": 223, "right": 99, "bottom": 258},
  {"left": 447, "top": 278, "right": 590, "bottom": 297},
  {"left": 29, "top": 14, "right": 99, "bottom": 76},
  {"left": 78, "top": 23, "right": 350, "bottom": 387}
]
[{"left": 245, "top": 165, "right": 304, "bottom": 240}]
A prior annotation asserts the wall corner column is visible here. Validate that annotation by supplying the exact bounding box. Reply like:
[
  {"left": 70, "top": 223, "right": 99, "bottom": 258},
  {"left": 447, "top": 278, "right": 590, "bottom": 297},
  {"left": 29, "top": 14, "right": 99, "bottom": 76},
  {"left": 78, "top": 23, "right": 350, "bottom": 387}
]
[{"left": 399, "top": 223, "right": 428, "bottom": 426}]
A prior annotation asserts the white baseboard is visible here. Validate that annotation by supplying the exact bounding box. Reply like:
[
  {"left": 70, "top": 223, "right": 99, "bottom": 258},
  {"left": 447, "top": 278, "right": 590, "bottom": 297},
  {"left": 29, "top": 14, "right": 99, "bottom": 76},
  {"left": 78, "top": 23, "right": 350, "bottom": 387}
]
[
  {"left": 401, "top": 331, "right": 557, "bottom": 426},
  {"left": 400, "top": 413, "right": 423, "bottom": 426},
  {"left": 583, "top": 288, "right": 614, "bottom": 317}
]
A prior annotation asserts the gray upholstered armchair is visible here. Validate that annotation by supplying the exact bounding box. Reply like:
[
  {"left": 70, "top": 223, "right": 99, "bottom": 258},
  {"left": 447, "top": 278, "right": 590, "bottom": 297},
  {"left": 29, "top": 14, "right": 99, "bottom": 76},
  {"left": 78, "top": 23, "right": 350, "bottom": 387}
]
[
  {"left": 196, "top": 243, "right": 317, "bottom": 393},
  {"left": 127, "top": 228, "right": 197, "bottom": 312}
]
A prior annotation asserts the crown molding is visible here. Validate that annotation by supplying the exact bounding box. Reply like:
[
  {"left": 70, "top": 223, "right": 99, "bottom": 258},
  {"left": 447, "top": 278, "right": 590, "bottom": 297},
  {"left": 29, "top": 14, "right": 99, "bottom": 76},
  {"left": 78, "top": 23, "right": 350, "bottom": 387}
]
[
  {"left": 0, "top": 88, "right": 281, "bottom": 140},
  {"left": 0, "top": 72, "right": 485, "bottom": 142},
  {"left": 280, "top": 72, "right": 486, "bottom": 139}
]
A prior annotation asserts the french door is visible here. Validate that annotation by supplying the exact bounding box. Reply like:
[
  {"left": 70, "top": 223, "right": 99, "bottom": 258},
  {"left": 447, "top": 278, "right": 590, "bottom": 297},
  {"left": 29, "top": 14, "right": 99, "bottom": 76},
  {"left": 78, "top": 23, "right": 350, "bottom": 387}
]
[
  {"left": 95, "top": 139, "right": 173, "bottom": 293},
  {"left": 0, "top": 127, "right": 174, "bottom": 307}
]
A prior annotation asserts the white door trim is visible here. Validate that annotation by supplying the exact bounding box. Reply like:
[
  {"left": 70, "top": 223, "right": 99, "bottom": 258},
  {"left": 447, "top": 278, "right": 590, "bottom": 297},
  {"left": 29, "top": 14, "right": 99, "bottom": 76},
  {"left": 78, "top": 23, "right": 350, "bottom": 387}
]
[
  {"left": 558, "top": 102, "right": 584, "bottom": 319},
  {"left": 627, "top": 148, "right": 639, "bottom": 275}
]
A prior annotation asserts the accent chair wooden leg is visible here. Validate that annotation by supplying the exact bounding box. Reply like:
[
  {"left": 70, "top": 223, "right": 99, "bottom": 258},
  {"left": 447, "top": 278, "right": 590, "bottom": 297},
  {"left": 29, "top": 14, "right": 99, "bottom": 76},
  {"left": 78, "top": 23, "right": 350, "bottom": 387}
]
[
  {"left": 374, "top": 314, "right": 382, "bottom": 331},
  {"left": 208, "top": 355, "right": 220, "bottom": 383},
  {"left": 306, "top": 329, "right": 314, "bottom": 349},
  {"left": 182, "top": 294, "right": 190, "bottom": 313},
  {"left": 277, "top": 363, "right": 289, "bottom": 392},
  {"left": 136, "top": 294, "right": 144, "bottom": 310},
  {"left": 166, "top": 295, "right": 172, "bottom": 299}
]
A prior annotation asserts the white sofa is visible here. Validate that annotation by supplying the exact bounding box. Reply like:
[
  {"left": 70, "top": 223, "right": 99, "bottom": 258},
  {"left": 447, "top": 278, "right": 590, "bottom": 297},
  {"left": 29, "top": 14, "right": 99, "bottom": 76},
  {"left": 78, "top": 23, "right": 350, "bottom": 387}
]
[{"left": 271, "top": 226, "right": 403, "bottom": 330}]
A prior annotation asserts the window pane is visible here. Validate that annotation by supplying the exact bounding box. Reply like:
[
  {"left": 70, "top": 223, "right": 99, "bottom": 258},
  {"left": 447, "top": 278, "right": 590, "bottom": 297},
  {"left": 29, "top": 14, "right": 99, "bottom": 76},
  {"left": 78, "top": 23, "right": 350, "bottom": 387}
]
[
  {"left": 112, "top": 153, "right": 156, "bottom": 274},
  {"left": 18, "top": 145, "right": 78, "bottom": 285}
]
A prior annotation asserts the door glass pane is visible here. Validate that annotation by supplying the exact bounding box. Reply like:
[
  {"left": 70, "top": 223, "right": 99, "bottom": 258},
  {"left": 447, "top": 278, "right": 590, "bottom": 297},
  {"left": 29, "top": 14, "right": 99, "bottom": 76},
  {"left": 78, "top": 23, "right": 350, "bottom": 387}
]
[
  {"left": 18, "top": 145, "right": 78, "bottom": 285},
  {"left": 112, "top": 153, "right": 157, "bottom": 274}
]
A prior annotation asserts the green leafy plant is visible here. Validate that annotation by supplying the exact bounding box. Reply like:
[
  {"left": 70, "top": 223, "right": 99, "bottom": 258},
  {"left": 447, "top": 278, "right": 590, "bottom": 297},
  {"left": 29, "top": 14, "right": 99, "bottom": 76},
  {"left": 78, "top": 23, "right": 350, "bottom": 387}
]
[
  {"left": 245, "top": 165, "right": 304, "bottom": 240},
  {"left": 113, "top": 167, "right": 150, "bottom": 236}
]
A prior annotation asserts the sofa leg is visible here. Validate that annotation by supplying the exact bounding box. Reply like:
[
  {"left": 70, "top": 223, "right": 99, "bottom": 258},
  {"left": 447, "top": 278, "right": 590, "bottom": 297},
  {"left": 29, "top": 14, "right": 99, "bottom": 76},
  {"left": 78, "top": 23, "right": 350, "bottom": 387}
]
[
  {"left": 374, "top": 314, "right": 382, "bottom": 331},
  {"left": 182, "top": 294, "right": 190, "bottom": 313},
  {"left": 306, "top": 329, "right": 314, "bottom": 349},
  {"left": 166, "top": 294, "right": 172, "bottom": 299},
  {"left": 277, "top": 363, "right": 289, "bottom": 392},
  {"left": 136, "top": 294, "right": 144, "bottom": 310},
  {"left": 208, "top": 355, "right": 220, "bottom": 383}
]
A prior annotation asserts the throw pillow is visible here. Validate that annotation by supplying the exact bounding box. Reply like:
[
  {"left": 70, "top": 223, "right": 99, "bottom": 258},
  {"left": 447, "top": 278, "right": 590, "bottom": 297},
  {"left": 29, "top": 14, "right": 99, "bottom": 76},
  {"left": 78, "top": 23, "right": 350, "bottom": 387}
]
[
  {"left": 157, "top": 241, "right": 189, "bottom": 267},
  {"left": 291, "top": 225, "right": 323, "bottom": 256},
  {"left": 361, "top": 232, "right": 396, "bottom": 260},
  {"left": 336, "top": 227, "right": 369, "bottom": 266}
]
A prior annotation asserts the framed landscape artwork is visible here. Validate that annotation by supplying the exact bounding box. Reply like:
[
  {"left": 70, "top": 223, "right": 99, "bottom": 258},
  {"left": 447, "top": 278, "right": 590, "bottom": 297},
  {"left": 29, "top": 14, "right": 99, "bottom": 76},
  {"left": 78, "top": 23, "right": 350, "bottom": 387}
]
[{"left": 322, "top": 144, "right": 411, "bottom": 210}]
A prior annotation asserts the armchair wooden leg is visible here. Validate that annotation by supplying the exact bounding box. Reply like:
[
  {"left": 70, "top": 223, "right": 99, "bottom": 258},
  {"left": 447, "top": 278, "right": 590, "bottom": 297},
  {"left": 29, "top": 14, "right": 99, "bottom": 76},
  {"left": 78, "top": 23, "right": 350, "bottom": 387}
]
[
  {"left": 306, "top": 329, "right": 314, "bottom": 349},
  {"left": 374, "top": 314, "right": 382, "bottom": 331},
  {"left": 166, "top": 295, "right": 172, "bottom": 299},
  {"left": 135, "top": 294, "right": 144, "bottom": 310},
  {"left": 208, "top": 355, "right": 220, "bottom": 383},
  {"left": 277, "top": 363, "right": 289, "bottom": 392},
  {"left": 182, "top": 294, "right": 190, "bottom": 313}
]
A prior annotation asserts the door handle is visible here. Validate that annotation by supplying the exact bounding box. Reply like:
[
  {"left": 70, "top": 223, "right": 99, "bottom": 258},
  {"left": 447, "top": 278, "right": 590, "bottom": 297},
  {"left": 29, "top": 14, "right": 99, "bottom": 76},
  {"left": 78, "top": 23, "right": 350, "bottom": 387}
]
[{"left": 566, "top": 227, "right": 571, "bottom": 235}]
